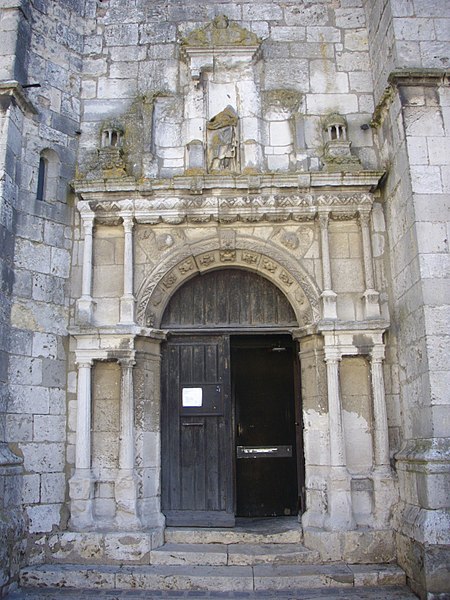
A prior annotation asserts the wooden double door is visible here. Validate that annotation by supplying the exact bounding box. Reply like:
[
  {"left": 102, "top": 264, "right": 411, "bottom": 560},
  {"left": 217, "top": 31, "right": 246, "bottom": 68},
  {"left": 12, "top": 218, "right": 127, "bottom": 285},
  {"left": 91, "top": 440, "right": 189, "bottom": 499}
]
[{"left": 161, "top": 333, "right": 302, "bottom": 526}]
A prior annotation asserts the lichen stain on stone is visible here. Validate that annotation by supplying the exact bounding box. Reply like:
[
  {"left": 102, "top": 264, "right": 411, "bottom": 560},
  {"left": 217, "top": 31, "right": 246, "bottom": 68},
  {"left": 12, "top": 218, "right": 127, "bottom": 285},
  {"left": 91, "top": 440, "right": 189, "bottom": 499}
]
[{"left": 10, "top": 303, "right": 40, "bottom": 331}]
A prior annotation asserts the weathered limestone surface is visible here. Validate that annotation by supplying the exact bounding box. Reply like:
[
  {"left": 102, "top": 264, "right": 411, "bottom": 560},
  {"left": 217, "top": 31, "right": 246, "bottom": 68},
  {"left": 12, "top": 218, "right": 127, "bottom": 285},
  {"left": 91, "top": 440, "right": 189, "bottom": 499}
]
[{"left": 0, "top": 1, "right": 448, "bottom": 599}]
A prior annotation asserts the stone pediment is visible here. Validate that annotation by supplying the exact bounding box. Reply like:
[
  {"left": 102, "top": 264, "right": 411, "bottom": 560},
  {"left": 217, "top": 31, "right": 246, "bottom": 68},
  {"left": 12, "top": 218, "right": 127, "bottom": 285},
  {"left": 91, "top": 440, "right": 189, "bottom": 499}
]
[
  {"left": 181, "top": 16, "right": 261, "bottom": 78},
  {"left": 182, "top": 15, "right": 260, "bottom": 48}
]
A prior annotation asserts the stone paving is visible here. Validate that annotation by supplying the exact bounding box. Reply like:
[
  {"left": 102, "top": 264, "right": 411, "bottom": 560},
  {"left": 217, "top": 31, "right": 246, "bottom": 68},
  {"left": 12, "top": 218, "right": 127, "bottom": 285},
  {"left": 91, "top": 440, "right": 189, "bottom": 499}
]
[{"left": 6, "top": 586, "right": 418, "bottom": 599}]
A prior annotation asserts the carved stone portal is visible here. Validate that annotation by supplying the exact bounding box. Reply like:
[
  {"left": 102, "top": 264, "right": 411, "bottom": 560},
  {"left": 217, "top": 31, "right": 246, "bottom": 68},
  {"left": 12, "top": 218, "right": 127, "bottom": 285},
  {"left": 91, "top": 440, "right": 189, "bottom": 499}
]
[{"left": 207, "top": 105, "right": 239, "bottom": 173}]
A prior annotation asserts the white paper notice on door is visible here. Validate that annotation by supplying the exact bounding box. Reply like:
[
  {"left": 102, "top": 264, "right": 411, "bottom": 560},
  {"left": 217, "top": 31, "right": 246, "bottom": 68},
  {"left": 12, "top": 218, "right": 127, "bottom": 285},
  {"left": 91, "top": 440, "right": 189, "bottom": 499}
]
[{"left": 182, "top": 387, "right": 203, "bottom": 407}]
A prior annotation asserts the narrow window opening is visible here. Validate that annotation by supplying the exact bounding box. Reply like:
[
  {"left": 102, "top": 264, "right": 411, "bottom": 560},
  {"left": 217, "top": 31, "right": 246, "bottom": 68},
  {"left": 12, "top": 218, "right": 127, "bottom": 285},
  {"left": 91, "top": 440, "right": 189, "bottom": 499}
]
[{"left": 36, "top": 156, "right": 47, "bottom": 201}]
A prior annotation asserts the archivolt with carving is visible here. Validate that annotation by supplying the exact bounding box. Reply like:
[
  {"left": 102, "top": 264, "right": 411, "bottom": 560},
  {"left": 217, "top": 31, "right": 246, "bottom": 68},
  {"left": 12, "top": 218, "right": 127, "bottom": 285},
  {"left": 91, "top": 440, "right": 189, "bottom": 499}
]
[{"left": 136, "top": 239, "right": 321, "bottom": 329}]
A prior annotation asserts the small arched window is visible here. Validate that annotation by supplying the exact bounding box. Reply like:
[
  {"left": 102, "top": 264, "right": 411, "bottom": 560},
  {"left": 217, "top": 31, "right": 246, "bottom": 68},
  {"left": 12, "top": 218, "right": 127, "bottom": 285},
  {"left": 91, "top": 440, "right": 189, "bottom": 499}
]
[
  {"left": 36, "top": 156, "right": 47, "bottom": 201},
  {"left": 36, "top": 149, "right": 60, "bottom": 202}
]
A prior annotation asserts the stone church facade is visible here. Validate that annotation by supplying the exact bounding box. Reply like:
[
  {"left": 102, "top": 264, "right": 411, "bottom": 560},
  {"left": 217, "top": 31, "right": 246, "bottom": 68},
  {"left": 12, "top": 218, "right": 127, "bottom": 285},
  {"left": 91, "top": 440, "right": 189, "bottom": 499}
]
[{"left": 0, "top": 0, "right": 449, "bottom": 598}]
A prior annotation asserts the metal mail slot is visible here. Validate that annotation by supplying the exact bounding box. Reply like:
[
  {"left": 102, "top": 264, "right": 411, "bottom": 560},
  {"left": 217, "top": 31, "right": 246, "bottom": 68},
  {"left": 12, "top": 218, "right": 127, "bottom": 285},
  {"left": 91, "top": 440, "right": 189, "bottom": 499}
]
[{"left": 236, "top": 445, "right": 293, "bottom": 459}]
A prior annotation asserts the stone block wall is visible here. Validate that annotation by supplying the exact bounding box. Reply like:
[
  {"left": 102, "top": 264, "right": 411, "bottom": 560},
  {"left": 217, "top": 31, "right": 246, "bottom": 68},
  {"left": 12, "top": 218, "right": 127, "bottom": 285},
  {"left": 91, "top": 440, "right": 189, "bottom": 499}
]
[
  {"left": 76, "top": 0, "right": 378, "bottom": 180},
  {"left": 0, "top": 0, "right": 86, "bottom": 593},
  {"left": 0, "top": 0, "right": 448, "bottom": 597},
  {"left": 364, "top": 1, "right": 450, "bottom": 597}
]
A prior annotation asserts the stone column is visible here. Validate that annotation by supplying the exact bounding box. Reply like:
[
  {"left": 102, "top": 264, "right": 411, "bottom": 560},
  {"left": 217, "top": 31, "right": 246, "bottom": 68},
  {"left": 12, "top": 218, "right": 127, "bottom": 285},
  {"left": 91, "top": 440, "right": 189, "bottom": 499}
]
[
  {"left": 295, "top": 333, "right": 328, "bottom": 530},
  {"left": 115, "top": 356, "right": 140, "bottom": 529},
  {"left": 77, "top": 210, "right": 95, "bottom": 324},
  {"left": 318, "top": 210, "right": 337, "bottom": 319},
  {"left": 135, "top": 334, "right": 166, "bottom": 533},
  {"left": 370, "top": 345, "right": 396, "bottom": 527},
  {"left": 358, "top": 209, "right": 380, "bottom": 318},
  {"left": 371, "top": 346, "right": 390, "bottom": 470},
  {"left": 324, "top": 348, "right": 354, "bottom": 530},
  {"left": 119, "top": 214, "right": 135, "bottom": 325},
  {"left": 69, "top": 358, "right": 94, "bottom": 529}
]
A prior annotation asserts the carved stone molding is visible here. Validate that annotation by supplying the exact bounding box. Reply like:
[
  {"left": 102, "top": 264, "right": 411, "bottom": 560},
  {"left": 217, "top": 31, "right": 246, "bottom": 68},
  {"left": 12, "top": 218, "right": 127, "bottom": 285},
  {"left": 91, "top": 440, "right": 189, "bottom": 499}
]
[
  {"left": 79, "top": 193, "right": 374, "bottom": 225},
  {"left": 180, "top": 16, "right": 261, "bottom": 79},
  {"left": 136, "top": 240, "right": 321, "bottom": 329}
]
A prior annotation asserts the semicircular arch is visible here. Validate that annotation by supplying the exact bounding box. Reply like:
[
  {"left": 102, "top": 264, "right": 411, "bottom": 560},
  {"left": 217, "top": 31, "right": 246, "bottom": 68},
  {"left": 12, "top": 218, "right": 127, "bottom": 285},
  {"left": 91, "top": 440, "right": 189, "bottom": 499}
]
[{"left": 136, "top": 237, "right": 321, "bottom": 329}]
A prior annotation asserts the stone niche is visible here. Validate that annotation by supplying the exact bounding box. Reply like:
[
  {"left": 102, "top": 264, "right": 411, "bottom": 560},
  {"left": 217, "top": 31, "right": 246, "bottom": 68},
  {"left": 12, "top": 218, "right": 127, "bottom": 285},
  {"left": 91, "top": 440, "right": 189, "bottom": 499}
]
[
  {"left": 263, "top": 89, "right": 304, "bottom": 172},
  {"left": 181, "top": 16, "right": 263, "bottom": 175}
]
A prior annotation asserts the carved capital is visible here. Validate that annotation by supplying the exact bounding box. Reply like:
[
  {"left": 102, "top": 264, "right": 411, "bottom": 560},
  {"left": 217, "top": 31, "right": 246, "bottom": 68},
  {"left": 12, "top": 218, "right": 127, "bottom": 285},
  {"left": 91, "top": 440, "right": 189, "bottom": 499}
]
[
  {"left": 75, "top": 357, "right": 94, "bottom": 369},
  {"left": 118, "top": 357, "right": 136, "bottom": 369},
  {"left": 317, "top": 210, "right": 330, "bottom": 230},
  {"left": 324, "top": 348, "right": 342, "bottom": 364},
  {"left": 122, "top": 214, "right": 135, "bottom": 233},
  {"left": 358, "top": 209, "right": 371, "bottom": 227}
]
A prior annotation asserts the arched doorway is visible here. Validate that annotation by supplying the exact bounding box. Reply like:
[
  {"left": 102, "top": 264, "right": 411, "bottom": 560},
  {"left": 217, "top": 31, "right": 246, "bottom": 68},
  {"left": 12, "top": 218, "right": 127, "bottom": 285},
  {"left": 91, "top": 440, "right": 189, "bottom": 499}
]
[{"left": 160, "top": 269, "right": 304, "bottom": 526}]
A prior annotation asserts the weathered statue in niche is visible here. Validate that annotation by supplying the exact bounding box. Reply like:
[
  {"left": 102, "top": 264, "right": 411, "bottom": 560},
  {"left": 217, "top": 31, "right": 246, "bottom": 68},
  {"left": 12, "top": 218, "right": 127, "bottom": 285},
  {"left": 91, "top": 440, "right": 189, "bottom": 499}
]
[{"left": 206, "top": 105, "right": 239, "bottom": 173}]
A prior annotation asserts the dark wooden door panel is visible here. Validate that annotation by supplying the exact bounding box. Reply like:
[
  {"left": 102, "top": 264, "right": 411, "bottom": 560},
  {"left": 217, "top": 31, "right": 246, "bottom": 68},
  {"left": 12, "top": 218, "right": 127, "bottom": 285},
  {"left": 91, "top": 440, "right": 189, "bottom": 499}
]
[
  {"left": 232, "top": 336, "right": 299, "bottom": 517},
  {"left": 161, "top": 335, "right": 234, "bottom": 526},
  {"left": 161, "top": 269, "right": 297, "bottom": 329}
]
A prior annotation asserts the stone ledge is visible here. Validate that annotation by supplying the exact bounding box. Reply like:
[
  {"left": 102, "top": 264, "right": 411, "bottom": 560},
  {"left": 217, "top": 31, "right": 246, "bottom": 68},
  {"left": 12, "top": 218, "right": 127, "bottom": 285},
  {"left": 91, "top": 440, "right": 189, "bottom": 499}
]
[
  {"left": 388, "top": 68, "right": 449, "bottom": 88},
  {"left": 31, "top": 530, "right": 164, "bottom": 566},
  {"left": 73, "top": 170, "right": 385, "bottom": 198},
  {"left": 303, "top": 528, "right": 397, "bottom": 563},
  {"left": 19, "top": 562, "right": 405, "bottom": 592}
]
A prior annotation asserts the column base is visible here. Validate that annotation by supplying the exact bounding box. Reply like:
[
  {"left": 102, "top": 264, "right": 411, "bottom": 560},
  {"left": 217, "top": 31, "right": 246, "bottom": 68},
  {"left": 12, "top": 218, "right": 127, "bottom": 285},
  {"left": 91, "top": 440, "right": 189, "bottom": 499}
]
[
  {"left": 321, "top": 290, "right": 337, "bottom": 320},
  {"left": 372, "top": 466, "right": 398, "bottom": 528},
  {"left": 76, "top": 297, "right": 95, "bottom": 325},
  {"left": 69, "top": 471, "right": 94, "bottom": 530},
  {"left": 119, "top": 296, "right": 135, "bottom": 325},
  {"left": 325, "top": 466, "right": 355, "bottom": 531},
  {"left": 114, "top": 472, "right": 141, "bottom": 530}
]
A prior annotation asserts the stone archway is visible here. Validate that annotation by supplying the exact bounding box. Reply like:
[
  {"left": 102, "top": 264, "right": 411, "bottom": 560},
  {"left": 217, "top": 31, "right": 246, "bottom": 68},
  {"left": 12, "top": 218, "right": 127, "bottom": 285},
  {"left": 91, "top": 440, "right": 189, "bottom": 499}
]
[
  {"left": 158, "top": 267, "right": 304, "bottom": 526},
  {"left": 136, "top": 241, "right": 321, "bottom": 330}
]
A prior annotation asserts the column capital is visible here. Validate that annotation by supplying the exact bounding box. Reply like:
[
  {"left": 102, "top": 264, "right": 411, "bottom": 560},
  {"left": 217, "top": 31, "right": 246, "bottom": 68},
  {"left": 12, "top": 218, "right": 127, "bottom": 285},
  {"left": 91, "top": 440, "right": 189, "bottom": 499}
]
[
  {"left": 324, "top": 348, "right": 341, "bottom": 363},
  {"left": 317, "top": 209, "right": 331, "bottom": 229},
  {"left": 78, "top": 202, "right": 95, "bottom": 222},
  {"left": 117, "top": 356, "right": 136, "bottom": 368},
  {"left": 122, "top": 214, "right": 135, "bottom": 232},
  {"left": 75, "top": 357, "right": 94, "bottom": 368},
  {"left": 358, "top": 208, "right": 371, "bottom": 226}
]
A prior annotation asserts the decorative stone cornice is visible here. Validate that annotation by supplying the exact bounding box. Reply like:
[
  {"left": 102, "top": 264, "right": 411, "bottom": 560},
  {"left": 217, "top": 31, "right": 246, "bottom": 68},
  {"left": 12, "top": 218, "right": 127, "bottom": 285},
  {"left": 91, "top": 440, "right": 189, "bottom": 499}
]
[
  {"left": 74, "top": 171, "right": 384, "bottom": 198},
  {"left": 388, "top": 68, "right": 449, "bottom": 87},
  {"left": 371, "top": 68, "right": 448, "bottom": 128},
  {"left": 77, "top": 191, "right": 375, "bottom": 225}
]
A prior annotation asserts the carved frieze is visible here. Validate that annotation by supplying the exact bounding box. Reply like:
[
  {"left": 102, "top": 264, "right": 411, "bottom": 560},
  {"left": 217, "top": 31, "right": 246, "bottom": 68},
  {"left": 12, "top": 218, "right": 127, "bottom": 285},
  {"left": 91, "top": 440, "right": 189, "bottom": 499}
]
[
  {"left": 136, "top": 243, "right": 321, "bottom": 329},
  {"left": 82, "top": 193, "right": 374, "bottom": 225}
]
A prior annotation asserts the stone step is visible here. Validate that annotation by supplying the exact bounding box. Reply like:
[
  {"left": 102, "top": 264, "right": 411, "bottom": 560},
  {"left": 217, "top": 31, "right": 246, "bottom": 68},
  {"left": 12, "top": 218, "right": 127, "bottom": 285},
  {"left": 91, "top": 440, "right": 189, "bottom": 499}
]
[
  {"left": 150, "top": 542, "right": 320, "bottom": 566},
  {"left": 165, "top": 517, "right": 303, "bottom": 545},
  {"left": 20, "top": 563, "right": 406, "bottom": 593}
]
